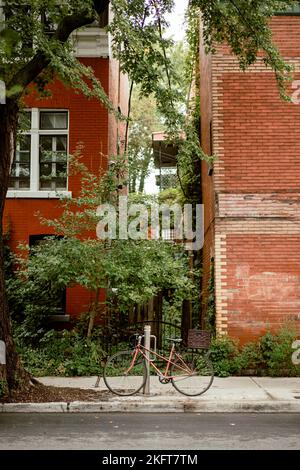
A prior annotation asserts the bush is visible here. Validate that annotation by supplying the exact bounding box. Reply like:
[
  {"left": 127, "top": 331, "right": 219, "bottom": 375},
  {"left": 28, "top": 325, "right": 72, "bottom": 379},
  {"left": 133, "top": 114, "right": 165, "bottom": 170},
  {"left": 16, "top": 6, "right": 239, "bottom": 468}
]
[
  {"left": 7, "top": 273, "right": 66, "bottom": 345},
  {"left": 209, "top": 327, "right": 300, "bottom": 377},
  {"left": 14, "top": 322, "right": 300, "bottom": 378},
  {"left": 235, "top": 342, "right": 263, "bottom": 374},
  {"left": 260, "top": 327, "right": 299, "bottom": 377},
  {"left": 16, "top": 329, "right": 106, "bottom": 377},
  {"left": 0, "top": 379, "right": 8, "bottom": 399},
  {"left": 209, "top": 336, "right": 239, "bottom": 377}
]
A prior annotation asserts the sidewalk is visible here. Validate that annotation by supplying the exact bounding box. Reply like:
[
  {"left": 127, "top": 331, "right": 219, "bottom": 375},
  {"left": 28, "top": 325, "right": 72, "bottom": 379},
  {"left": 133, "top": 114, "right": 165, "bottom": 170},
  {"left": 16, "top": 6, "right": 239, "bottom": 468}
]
[{"left": 1, "top": 376, "right": 300, "bottom": 413}]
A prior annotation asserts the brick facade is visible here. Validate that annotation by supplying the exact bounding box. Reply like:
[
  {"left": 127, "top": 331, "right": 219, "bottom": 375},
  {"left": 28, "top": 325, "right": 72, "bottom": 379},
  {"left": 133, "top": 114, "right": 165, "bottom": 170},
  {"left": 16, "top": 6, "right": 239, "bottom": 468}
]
[
  {"left": 200, "top": 17, "right": 300, "bottom": 342},
  {"left": 4, "top": 51, "right": 128, "bottom": 318}
]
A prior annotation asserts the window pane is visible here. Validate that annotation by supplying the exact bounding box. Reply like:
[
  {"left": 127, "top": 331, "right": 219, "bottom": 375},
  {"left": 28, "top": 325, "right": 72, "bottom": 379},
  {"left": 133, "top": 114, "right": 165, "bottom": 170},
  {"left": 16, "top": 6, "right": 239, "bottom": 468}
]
[
  {"left": 54, "top": 177, "right": 67, "bottom": 190},
  {"left": 39, "top": 116, "right": 68, "bottom": 191},
  {"left": 18, "top": 112, "right": 31, "bottom": 132},
  {"left": 9, "top": 135, "right": 31, "bottom": 190},
  {"left": 40, "top": 112, "right": 68, "bottom": 129},
  {"left": 56, "top": 162, "right": 67, "bottom": 176},
  {"left": 39, "top": 162, "right": 52, "bottom": 190},
  {"left": 39, "top": 160, "right": 67, "bottom": 191},
  {"left": 18, "top": 152, "right": 30, "bottom": 163},
  {"left": 9, "top": 175, "right": 30, "bottom": 189},
  {"left": 56, "top": 135, "right": 67, "bottom": 152},
  {"left": 40, "top": 163, "right": 52, "bottom": 177},
  {"left": 40, "top": 135, "right": 53, "bottom": 162},
  {"left": 18, "top": 163, "right": 30, "bottom": 177},
  {"left": 40, "top": 135, "right": 52, "bottom": 151},
  {"left": 18, "top": 178, "right": 31, "bottom": 189},
  {"left": 16, "top": 134, "right": 31, "bottom": 155},
  {"left": 17, "top": 135, "right": 31, "bottom": 163}
]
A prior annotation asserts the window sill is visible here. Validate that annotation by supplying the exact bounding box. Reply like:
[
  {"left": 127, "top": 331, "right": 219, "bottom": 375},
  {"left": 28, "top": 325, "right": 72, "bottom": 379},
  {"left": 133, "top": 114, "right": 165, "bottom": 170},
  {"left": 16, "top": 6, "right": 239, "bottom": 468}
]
[{"left": 6, "top": 191, "right": 72, "bottom": 199}]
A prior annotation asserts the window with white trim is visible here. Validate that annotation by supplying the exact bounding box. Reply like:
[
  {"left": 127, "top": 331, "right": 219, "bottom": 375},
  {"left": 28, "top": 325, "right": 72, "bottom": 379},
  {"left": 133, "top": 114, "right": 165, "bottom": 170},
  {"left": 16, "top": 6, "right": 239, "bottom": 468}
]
[
  {"left": 9, "top": 111, "right": 31, "bottom": 190},
  {"left": 9, "top": 108, "right": 69, "bottom": 193}
]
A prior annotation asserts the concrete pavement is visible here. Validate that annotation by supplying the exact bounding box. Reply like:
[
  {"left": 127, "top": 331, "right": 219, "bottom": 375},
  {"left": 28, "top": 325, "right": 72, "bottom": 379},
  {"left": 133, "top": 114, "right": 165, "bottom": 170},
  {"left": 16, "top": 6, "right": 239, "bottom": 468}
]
[{"left": 1, "top": 376, "right": 300, "bottom": 413}]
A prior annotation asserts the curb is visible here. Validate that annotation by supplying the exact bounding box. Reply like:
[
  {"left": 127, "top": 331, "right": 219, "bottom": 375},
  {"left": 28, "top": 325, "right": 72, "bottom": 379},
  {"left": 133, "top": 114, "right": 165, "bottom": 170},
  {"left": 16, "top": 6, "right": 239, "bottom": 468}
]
[{"left": 1, "top": 399, "right": 300, "bottom": 413}]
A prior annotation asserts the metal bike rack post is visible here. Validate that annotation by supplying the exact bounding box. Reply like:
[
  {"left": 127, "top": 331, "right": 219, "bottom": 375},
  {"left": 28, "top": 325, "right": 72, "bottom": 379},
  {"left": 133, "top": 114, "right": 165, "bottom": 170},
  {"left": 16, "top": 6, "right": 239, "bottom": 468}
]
[{"left": 143, "top": 325, "right": 151, "bottom": 395}]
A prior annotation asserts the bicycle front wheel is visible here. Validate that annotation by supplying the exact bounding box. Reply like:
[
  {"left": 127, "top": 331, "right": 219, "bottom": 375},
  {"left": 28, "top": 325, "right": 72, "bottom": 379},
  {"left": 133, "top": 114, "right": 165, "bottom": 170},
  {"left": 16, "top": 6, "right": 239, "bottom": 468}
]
[
  {"left": 171, "top": 351, "right": 214, "bottom": 397},
  {"left": 103, "top": 350, "right": 147, "bottom": 396}
]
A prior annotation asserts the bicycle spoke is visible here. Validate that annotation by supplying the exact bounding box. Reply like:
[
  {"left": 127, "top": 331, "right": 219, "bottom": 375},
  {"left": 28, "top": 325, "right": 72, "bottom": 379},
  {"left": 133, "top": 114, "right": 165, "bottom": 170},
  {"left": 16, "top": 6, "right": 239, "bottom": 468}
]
[
  {"left": 103, "top": 350, "right": 147, "bottom": 396},
  {"left": 171, "top": 351, "right": 214, "bottom": 396}
]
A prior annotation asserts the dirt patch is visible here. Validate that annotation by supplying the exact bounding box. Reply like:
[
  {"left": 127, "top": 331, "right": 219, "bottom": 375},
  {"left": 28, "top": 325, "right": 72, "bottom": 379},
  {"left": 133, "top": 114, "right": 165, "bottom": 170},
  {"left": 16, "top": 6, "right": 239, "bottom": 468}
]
[{"left": 0, "top": 381, "right": 111, "bottom": 403}]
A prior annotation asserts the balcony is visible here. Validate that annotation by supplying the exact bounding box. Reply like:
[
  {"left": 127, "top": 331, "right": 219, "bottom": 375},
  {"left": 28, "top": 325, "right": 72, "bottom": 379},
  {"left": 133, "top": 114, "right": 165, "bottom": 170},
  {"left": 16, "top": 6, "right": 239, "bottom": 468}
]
[{"left": 72, "top": 26, "right": 109, "bottom": 58}]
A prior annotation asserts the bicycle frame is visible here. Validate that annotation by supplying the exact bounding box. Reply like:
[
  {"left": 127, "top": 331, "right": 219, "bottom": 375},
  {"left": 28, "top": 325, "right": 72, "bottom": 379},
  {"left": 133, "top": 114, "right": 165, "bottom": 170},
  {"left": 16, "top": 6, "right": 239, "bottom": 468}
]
[{"left": 127, "top": 338, "right": 194, "bottom": 380}]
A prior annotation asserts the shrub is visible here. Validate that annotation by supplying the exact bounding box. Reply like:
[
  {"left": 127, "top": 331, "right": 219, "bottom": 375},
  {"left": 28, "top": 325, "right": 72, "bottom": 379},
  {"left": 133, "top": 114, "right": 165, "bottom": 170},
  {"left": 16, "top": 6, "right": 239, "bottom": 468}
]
[
  {"left": 14, "top": 322, "right": 300, "bottom": 378},
  {"left": 16, "top": 329, "right": 106, "bottom": 377},
  {"left": 209, "top": 336, "right": 239, "bottom": 377},
  {"left": 0, "top": 379, "right": 8, "bottom": 399},
  {"left": 209, "top": 327, "right": 300, "bottom": 377},
  {"left": 235, "top": 342, "right": 264, "bottom": 374},
  {"left": 260, "top": 327, "right": 299, "bottom": 377}
]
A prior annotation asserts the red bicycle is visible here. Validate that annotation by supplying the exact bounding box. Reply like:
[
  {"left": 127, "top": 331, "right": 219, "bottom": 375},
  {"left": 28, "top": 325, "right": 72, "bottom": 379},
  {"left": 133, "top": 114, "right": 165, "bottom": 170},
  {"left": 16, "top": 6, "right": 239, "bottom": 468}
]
[{"left": 103, "top": 334, "right": 214, "bottom": 397}]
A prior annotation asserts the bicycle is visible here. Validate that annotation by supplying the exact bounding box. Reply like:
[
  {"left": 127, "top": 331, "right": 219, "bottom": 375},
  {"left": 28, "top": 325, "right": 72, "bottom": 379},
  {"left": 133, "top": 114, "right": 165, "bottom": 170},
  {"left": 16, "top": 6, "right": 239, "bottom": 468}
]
[{"left": 103, "top": 334, "right": 214, "bottom": 397}]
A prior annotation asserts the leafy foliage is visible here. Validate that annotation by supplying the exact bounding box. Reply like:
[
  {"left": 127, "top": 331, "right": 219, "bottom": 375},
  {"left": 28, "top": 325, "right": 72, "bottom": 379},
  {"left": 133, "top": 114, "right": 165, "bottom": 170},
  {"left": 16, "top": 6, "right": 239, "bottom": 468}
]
[
  {"left": 205, "top": 261, "right": 216, "bottom": 333},
  {"left": 8, "top": 158, "right": 194, "bottom": 337},
  {"left": 210, "top": 326, "right": 300, "bottom": 377},
  {"left": 193, "top": 0, "right": 295, "bottom": 99},
  {"left": 209, "top": 336, "right": 239, "bottom": 377},
  {"left": 128, "top": 87, "right": 161, "bottom": 193},
  {"left": 14, "top": 324, "right": 300, "bottom": 378},
  {"left": 15, "top": 328, "right": 106, "bottom": 377},
  {"left": 0, "top": 379, "right": 8, "bottom": 399},
  {"left": 0, "top": 1, "right": 115, "bottom": 108}
]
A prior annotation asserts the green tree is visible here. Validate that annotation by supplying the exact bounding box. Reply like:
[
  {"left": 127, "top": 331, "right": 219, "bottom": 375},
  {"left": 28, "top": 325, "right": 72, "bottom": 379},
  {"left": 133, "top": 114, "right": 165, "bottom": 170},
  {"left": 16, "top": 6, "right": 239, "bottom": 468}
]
[
  {"left": 128, "top": 40, "right": 190, "bottom": 194},
  {"left": 128, "top": 88, "right": 161, "bottom": 193},
  {"left": 13, "top": 157, "right": 194, "bottom": 338}
]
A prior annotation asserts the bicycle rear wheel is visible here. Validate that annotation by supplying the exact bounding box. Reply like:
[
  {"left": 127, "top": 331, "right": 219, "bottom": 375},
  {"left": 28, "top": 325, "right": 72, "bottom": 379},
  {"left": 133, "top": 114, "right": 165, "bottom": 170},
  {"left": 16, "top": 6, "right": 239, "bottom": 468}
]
[
  {"left": 103, "top": 350, "right": 147, "bottom": 396},
  {"left": 171, "top": 351, "right": 214, "bottom": 396}
]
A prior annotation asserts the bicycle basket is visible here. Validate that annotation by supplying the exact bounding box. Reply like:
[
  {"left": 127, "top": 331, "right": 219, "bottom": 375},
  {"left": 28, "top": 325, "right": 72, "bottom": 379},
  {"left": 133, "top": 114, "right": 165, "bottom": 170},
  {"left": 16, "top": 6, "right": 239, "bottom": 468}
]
[{"left": 187, "top": 329, "right": 211, "bottom": 349}]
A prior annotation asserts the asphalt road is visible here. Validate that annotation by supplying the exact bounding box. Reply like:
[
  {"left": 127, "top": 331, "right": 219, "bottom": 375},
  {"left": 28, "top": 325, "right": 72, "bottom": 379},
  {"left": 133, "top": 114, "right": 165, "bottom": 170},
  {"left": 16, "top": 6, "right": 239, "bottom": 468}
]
[{"left": 0, "top": 413, "right": 299, "bottom": 450}]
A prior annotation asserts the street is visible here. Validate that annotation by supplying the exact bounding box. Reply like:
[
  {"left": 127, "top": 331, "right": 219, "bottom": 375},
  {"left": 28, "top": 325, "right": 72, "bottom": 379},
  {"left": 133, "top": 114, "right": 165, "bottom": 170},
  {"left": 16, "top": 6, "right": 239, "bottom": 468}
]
[{"left": 0, "top": 413, "right": 299, "bottom": 450}]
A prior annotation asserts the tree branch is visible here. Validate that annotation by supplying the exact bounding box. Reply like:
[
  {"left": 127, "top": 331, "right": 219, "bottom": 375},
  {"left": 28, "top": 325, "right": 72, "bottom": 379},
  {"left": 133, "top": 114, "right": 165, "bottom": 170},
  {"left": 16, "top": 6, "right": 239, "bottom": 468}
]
[{"left": 8, "top": 0, "right": 109, "bottom": 91}]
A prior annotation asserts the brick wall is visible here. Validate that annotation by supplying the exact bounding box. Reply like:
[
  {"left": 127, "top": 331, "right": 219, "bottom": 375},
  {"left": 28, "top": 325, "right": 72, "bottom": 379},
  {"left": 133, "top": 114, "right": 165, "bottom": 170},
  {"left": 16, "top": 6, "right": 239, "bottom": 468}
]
[
  {"left": 4, "top": 58, "right": 111, "bottom": 317},
  {"left": 200, "top": 17, "right": 300, "bottom": 342},
  {"left": 225, "top": 235, "right": 300, "bottom": 343},
  {"left": 25, "top": 58, "right": 110, "bottom": 193}
]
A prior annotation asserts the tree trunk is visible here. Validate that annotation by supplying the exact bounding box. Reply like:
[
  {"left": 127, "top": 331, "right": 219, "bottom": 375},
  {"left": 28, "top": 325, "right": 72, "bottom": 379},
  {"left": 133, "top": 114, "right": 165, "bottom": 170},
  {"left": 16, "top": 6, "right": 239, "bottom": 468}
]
[
  {"left": 138, "top": 171, "right": 146, "bottom": 193},
  {"left": 87, "top": 288, "right": 101, "bottom": 338},
  {"left": 0, "top": 99, "right": 30, "bottom": 396},
  {"left": 130, "top": 176, "right": 137, "bottom": 194}
]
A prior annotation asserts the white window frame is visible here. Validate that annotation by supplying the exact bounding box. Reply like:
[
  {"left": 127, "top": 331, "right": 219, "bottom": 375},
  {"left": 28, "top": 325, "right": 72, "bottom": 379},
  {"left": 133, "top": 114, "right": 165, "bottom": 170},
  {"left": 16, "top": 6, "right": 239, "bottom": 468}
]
[{"left": 7, "top": 108, "right": 72, "bottom": 199}]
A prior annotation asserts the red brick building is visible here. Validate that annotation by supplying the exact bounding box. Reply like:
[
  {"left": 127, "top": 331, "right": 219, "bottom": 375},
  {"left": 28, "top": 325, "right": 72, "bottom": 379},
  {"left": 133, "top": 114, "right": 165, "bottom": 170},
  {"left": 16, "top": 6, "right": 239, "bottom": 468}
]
[
  {"left": 4, "top": 14, "right": 128, "bottom": 320},
  {"left": 200, "top": 11, "right": 300, "bottom": 343}
]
